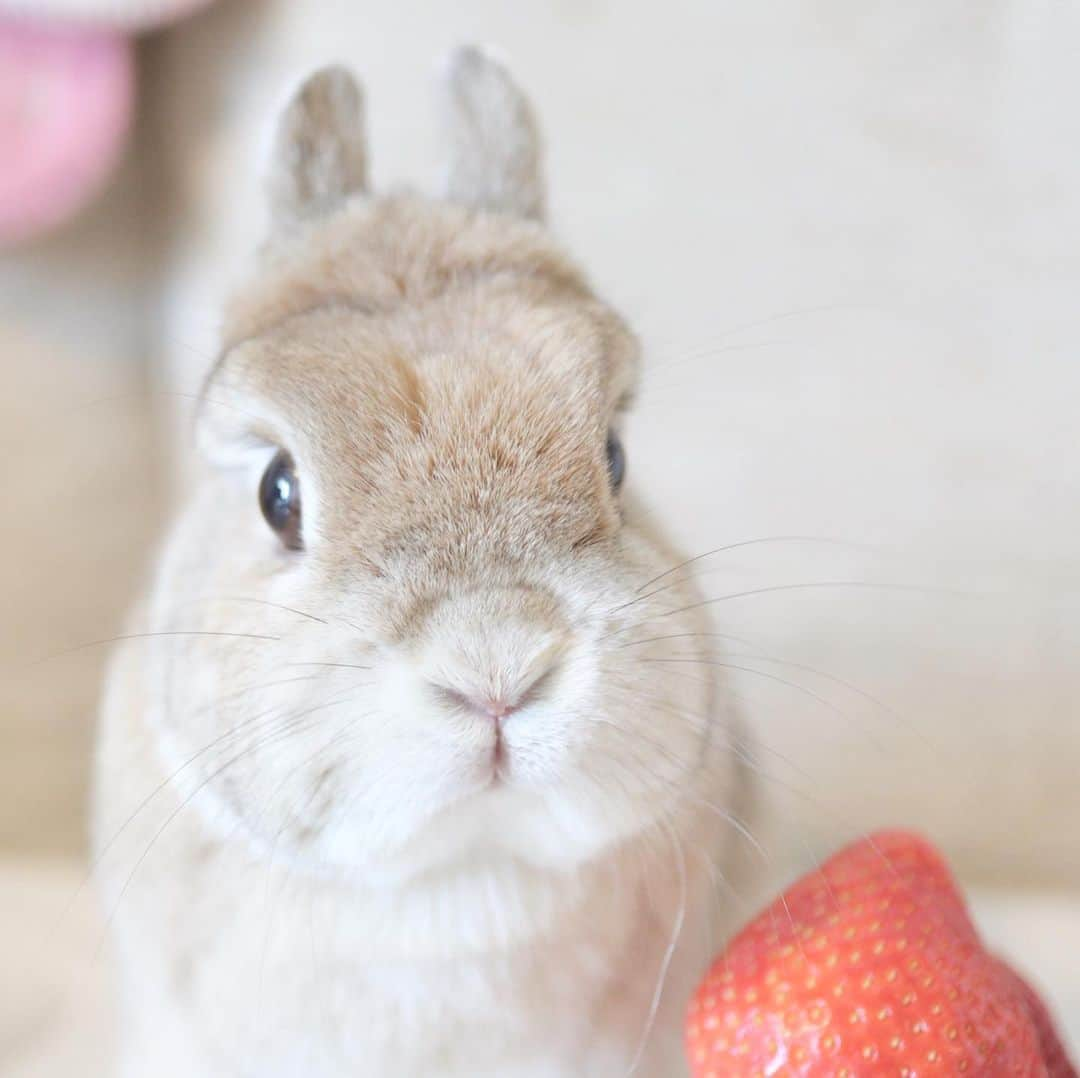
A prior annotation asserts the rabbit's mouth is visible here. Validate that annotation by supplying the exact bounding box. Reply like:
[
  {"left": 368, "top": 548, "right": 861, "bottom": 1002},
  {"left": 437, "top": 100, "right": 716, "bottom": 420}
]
[{"left": 490, "top": 725, "right": 509, "bottom": 782}]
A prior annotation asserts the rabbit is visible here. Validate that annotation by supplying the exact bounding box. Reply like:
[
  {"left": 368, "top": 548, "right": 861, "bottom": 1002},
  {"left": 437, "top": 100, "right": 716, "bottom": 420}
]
[{"left": 94, "top": 47, "right": 752, "bottom": 1078}]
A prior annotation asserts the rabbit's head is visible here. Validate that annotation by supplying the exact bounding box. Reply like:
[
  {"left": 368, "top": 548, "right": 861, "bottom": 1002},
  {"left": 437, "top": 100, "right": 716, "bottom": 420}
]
[{"left": 150, "top": 51, "right": 726, "bottom": 886}]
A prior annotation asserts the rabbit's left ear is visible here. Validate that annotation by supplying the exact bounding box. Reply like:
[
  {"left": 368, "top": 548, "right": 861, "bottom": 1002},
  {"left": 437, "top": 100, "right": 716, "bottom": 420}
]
[
  {"left": 441, "top": 46, "right": 545, "bottom": 221},
  {"left": 266, "top": 65, "right": 369, "bottom": 226}
]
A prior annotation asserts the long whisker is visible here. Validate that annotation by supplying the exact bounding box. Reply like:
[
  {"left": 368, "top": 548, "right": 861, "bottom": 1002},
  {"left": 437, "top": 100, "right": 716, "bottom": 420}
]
[
  {"left": 67, "top": 674, "right": 331, "bottom": 916},
  {"left": 96, "top": 690, "right": 365, "bottom": 952},
  {"left": 606, "top": 579, "right": 964, "bottom": 644},
  {"left": 636, "top": 341, "right": 785, "bottom": 403},
  {"left": 214, "top": 680, "right": 376, "bottom": 855},
  {"left": 625, "top": 821, "right": 686, "bottom": 1077},
  {"left": 288, "top": 661, "right": 373, "bottom": 672},
  {"left": 629, "top": 536, "right": 869, "bottom": 598},
  {"left": 590, "top": 699, "right": 770, "bottom": 866},
  {"left": 616, "top": 630, "right": 757, "bottom": 650},
  {"left": 607, "top": 673, "right": 826, "bottom": 793},
  {"left": 598, "top": 679, "right": 885, "bottom": 896},
  {"left": 637, "top": 656, "right": 885, "bottom": 751},
  {"left": 21, "top": 630, "right": 279, "bottom": 671},
  {"left": 644, "top": 303, "right": 867, "bottom": 377},
  {"left": 619, "top": 632, "right": 932, "bottom": 749},
  {"left": 186, "top": 596, "right": 330, "bottom": 626}
]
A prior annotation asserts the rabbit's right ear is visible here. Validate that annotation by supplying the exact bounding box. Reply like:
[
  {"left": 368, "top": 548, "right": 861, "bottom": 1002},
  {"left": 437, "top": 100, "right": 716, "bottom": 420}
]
[
  {"left": 266, "top": 66, "right": 369, "bottom": 226},
  {"left": 440, "top": 47, "right": 545, "bottom": 221}
]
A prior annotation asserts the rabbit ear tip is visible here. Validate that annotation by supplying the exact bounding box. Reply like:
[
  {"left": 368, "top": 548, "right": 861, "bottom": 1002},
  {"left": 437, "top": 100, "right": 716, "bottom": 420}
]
[
  {"left": 444, "top": 44, "right": 506, "bottom": 78},
  {"left": 266, "top": 65, "right": 369, "bottom": 226},
  {"left": 439, "top": 46, "right": 546, "bottom": 221}
]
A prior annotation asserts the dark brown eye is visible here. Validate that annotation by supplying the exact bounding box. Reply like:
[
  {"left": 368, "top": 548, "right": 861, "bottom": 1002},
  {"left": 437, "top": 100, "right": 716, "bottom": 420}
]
[
  {"left": 606, "top": 429, "right": 626, "bottom": 492},
  {"left": 259, "top": 450, "right": 302, "bottom": 551}
]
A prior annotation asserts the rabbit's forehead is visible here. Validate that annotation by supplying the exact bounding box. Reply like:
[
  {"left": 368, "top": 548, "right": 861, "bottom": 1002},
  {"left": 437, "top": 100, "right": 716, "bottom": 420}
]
[
  {"left": 219, "top": 296, "right": 612, "bottom": 446},
  {"left": 303, "top": 327, "right": 608, "bottom": 480}
]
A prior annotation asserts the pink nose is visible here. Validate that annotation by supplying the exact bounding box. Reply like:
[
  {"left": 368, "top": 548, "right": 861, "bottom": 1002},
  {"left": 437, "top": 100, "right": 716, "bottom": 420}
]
[
  {"left": 428, "top": 660, "right": 558, "bottom": 722},
  {"left": 431, "top": 686, "right": 522, "bottom": 721}
]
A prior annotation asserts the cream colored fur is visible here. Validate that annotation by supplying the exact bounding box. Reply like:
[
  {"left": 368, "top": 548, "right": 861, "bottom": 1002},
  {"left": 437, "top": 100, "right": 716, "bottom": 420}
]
[{"left": 95, "top": 49, "right": 746, "bottom": 1077}]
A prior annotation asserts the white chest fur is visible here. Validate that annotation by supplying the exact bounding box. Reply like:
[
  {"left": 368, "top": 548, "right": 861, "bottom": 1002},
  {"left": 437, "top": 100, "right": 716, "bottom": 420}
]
[{"left": 102, "top": 791, "right": 709, "bottom": 1077}]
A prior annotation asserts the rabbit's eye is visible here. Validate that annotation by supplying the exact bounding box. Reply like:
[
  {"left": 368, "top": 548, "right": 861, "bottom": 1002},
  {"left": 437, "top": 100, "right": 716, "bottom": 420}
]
[
  {"left": 606, "top": 430, "right": 626, "bottom": 492},
  {"left": 259, "top": 450, "right": 303, "bottom": 551}
]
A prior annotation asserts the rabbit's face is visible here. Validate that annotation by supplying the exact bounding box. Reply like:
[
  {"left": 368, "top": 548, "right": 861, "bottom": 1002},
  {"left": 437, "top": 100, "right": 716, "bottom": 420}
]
[{"left": 142, "top": 60, "right": 721, "bottom": 886}]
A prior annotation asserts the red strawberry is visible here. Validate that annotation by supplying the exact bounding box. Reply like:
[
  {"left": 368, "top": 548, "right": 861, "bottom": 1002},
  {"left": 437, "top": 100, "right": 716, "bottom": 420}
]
[
  {"left": 998, "top": 961, "right": 1078, "bottom": 1078},
  {"left": 686, "top": 831, "right": 1077, "bottom": 1077}
]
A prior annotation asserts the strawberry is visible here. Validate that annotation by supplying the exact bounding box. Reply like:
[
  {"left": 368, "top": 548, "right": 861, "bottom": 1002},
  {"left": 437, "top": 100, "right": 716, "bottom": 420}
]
[
  {"left": 686, "top": 831, "right": 1077, "bottom": 1077},
  {"left": 997, "top": 961, "right": 1078, "bottom": 1078}
]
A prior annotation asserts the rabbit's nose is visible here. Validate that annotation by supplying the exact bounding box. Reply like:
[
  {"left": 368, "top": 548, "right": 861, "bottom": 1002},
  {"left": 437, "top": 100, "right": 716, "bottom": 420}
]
[
  {"left": 414, "top": 584, "right": 569, "bottom": 722},
  {"left": 428, "top": 660, "right": 559, "bottom": 722}
]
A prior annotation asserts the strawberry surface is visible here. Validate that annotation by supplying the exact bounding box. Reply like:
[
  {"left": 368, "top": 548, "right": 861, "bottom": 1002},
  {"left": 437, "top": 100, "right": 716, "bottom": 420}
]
[
  {"left": 998, "top": 961, "right": 1078, "bottom": 1078},
  {"left": 686, "top": 831, "right": 1076, "bottom": 1077}
]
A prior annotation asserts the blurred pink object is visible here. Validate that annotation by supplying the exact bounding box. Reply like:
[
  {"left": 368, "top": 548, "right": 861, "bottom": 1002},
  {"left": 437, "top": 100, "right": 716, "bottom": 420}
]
[
  {"left": 1, "top": 0, "right": 216, "bottom": 30},
  {"left": 0, "top": 0, "right": 217, "bottom": 247},
  {"left": 0, "top": 19, "right": 132, "bottom": 246}
]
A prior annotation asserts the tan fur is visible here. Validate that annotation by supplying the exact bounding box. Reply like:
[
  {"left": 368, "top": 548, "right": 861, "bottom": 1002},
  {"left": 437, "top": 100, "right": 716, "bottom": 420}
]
[{"left": 95, "top": 51, "right": 745, "bottom": 1077}]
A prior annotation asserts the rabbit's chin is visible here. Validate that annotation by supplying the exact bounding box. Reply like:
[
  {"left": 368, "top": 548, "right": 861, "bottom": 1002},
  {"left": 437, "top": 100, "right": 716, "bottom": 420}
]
[
  {"left": 333, "top": 780, "right": 672, "bottom": 887},
  {"left": 208, "top": 770, "right": 667, "bottom": 892}
]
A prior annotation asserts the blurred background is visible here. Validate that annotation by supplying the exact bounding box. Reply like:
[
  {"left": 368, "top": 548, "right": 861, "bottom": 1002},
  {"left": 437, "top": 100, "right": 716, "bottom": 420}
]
[{"left": 2, "top": 0, "right": 1078, "bottom": 1072}]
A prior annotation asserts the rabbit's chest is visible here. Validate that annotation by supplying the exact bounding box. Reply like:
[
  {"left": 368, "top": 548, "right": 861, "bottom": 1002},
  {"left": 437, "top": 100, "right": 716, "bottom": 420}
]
[{"left": 118, "top": 846, "right": 689, "bottom": 1077}]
